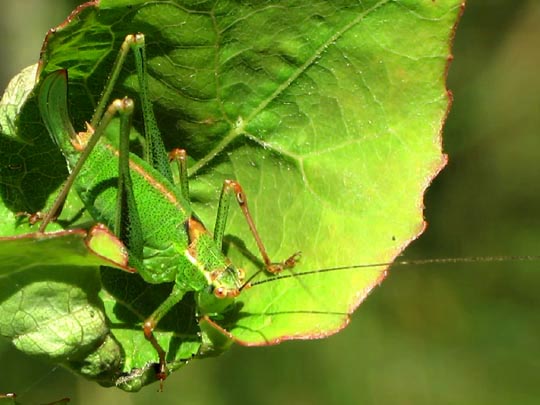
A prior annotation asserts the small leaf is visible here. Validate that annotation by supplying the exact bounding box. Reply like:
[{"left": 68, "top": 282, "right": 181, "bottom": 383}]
[
  {"left": 0, "top": 65, "right": 68, "bottom": 230},
  {"left": 0, "top": 64, "right": 38, "bottom": 139},
  {"left": 0, "top": 228, "right": 122, "bottom": 384}
]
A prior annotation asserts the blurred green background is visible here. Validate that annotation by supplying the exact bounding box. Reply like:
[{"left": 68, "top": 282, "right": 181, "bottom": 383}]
[{"left": 1, "top": 1, "right": 539, "bottom": 404}]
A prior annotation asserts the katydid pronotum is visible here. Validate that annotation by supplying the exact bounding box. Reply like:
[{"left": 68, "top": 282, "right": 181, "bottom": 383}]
[{"left": 37, "top": 33, "right": 299, "bottom": 384}]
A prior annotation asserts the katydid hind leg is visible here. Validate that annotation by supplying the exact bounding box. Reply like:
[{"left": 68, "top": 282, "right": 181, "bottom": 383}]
[
  {"left": 213, "top": 179, "right": 300, "bottom": 274},
  {"left": 129, "top": 34, "right": 173, "bottom": 182},
  {"left": 90, "top": 34, "right": 133, "bottom": 129},
  {"left": 38, "top": 33, "right": 171, "bottom": 231}
]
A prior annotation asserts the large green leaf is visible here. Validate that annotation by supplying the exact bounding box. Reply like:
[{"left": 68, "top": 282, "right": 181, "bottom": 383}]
[{"left": 0, "top": 0, "right": 461, "bottom": 389}]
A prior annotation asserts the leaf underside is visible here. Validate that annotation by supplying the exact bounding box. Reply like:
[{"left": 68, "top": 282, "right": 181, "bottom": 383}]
[{"left": 0, "top": 0, "right": 461, "bottom": 390}]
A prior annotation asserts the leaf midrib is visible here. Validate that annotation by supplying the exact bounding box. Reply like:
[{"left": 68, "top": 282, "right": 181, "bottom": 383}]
[{"left": 189, "top": 0, "right": 392, "bottom": 175}]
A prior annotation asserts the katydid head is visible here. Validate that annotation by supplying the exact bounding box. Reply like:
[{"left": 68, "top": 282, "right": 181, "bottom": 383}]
[
  {"left": 186, "top": 221, "right": 246, "bottom": 315},
  {"left": 210, "top": 265, "right": 245, "bottom": 299},
  {"left": 195, "top": 263, "right": 245, "bottom": 316}
]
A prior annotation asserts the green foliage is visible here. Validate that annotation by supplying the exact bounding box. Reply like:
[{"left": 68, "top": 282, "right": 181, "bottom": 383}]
[{"left": 0, "top": 0, "right": 460, "bottom": 392}]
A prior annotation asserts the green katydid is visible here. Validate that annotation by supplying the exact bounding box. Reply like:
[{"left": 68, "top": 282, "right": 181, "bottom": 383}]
[{"left": 37, "top": 33, "right": 299, "bottom": 384}]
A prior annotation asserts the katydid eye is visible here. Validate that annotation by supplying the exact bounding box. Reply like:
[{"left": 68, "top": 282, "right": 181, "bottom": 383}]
[{"left": 213, "top": 286, "right": 227, "bottom": 298}]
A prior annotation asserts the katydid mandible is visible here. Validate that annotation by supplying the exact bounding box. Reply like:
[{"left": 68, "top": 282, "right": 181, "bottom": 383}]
[{"left": 37, "top": 33, "right": 299, "bottom": 383}]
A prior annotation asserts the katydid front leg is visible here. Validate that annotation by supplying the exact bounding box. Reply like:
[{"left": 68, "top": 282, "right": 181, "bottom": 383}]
[{"left": 214, "top": 179, "right": 301, "bottom": 274}]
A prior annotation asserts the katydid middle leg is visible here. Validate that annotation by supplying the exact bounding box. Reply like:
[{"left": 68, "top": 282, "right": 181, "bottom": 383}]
[
  {"left": 142, "top": 285, "right": 188, "bottom": 384},
  {"left": 168, "top": 150, "right": 300, "bottom": 273}
]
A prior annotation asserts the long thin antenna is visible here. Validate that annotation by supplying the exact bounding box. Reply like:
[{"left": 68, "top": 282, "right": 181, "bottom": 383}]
[{"left": 248, "top": 255, "right": 540, "bottom": 288}]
